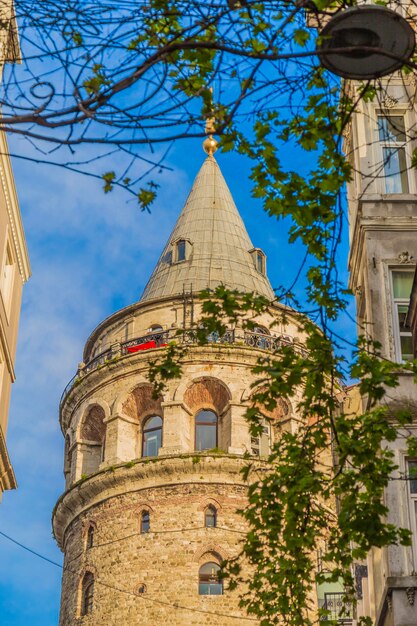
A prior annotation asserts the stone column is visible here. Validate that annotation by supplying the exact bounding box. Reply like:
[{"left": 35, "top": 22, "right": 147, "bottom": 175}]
[
  {"left": 101, "top": 413, "right": 139, "bottom": 466},
  {"left": 159, "top": 401, "right": 192, "bottom": 455},
  {"left": 228, "top": 402, "right": 250, "bottom": 454}
]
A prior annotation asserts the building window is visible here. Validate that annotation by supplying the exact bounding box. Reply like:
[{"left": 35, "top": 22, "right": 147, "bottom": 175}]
[
  {"left": 64, "top": 435, "right": 72, "bottom": 481},
  {"left": 249, "top": 249, "right": 266, "bottom": 275},
  {"left": 81, "top": 572, "right": 94, "bottom": 616},
  {"left": 195, "top": 410, "right": 218, "bottom": 451},
  {"left": 391, "top": 270, "right": 414, "bottom": 361},
  {"left": 199, "top": 562, "right": 223, "bottom": 595},
  {"left": 86, "top": 525, "right": 94, "bottom": 550},
  {"left": 204, "top": 505, "right": 217, "bottom": 528},
  {"left": 251, "top": 420, "right": 271, "bottom": 457},
  {"left": 378, "top": 115, "right": 409, "bottom": 193},
  {"left": 408, "top": 460, "right": 417, "bottom": 553},
  {"left": 142, "top": 416, "right": 163, "bottom": 457},
  {"left": 0, "top": 240, "right": 15, "bottom": 314},
  {"left": 141, "top": 510, "right": 150, "bottom": 534},
  {"left": 172, "top": 239, "right": 187, "bottom": 263},
  {"left": 147, "top": 324, "right": 163, "bottom": 334}
]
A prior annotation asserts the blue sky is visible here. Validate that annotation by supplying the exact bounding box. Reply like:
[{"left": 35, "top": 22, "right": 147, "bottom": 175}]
[{"left": 0, "top": 132, "right": 356, "bottom": 625}]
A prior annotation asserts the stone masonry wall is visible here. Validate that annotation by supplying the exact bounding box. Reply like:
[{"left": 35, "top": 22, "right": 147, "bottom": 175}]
[{"left": 57, "top": 460, "right": 256, "bottom": 626}]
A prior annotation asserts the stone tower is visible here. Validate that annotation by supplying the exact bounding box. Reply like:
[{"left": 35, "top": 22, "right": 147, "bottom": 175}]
[
  {"left": 345, "top": 54, "right": 417, "bottom": 624},
  {"left": 53, "top": 144, "right": 306, "bottom": 625}
]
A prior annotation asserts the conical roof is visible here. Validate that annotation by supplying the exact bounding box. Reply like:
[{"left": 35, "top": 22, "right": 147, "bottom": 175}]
[{"left": 140, "top": 154, "right": 275, "bottom": 302}]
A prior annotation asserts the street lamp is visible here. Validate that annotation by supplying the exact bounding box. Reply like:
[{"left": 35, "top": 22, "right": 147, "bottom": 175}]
[{"left": 318, "top": 5, "right": 415, "bottom": 79}]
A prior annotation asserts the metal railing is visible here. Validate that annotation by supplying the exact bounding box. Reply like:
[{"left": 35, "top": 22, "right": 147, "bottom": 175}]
[
  {"left": 321, "top": 593, "right": 353, "bottom": 624},
  {"left": 60, "top": 328, "right": 304, "bottom": 410}
]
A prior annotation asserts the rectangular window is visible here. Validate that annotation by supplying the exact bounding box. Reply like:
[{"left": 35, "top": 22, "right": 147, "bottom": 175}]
[
  {"left": 408, "top": 460, "right": 417, "bottom": 560},
  {"left": 391, "top": 270, "right": 414, "bottom": 362},
  {"left": 378, "top": 115, "right": 409, "bottom": 193},
  {"left": 176, "top": 240, "right": 186, "bottom": 262},
  {"left": 0, "top": 240, "right": 15, "bottom": 316},
  {"left": 251, "top": 422, "right": 270, "bottom": 457}
]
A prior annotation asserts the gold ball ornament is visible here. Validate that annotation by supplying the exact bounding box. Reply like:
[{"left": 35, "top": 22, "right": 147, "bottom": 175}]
[{"left": 203, "top": 136, "right": 218, "bottom": 156}]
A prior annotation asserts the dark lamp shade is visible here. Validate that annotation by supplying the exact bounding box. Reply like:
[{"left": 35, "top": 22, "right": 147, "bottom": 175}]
[{"left": 318, "top": 5, "right": 415, "bottom": 79}]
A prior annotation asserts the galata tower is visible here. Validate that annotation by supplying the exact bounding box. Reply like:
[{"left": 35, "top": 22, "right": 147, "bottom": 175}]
[{"left": 53, "top": 140, "right": 305, "bottom": 625}]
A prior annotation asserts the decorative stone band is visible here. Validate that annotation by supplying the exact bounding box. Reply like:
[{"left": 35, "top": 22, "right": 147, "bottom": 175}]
[
  {"left": 59, "top": 328, "right": 306, "bottom": 411},
  {"left": 52, "top": 453, "right": 268, "bottom": 548}
]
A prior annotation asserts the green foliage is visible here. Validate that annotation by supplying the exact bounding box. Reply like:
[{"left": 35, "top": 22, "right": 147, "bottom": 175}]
[
  {"left": 147, "top": 288, "right": 416, "bottom": 626},
  {"left": 102, "top": 171, "right": 116, "bottom": 193},
  {"left": 138, "top": 182, "right": 160, "bottom": 212},
  {"left": 83, "top": 64, "right": 110, "bottom": 95}
]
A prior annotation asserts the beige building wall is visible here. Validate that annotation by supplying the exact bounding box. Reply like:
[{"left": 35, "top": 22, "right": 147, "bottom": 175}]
[
  {"left": 345, "top": 62, "right": 417, "bottom": 626},
  {"left": 0, "top": 2, "right": 30, "bottom": 497}
]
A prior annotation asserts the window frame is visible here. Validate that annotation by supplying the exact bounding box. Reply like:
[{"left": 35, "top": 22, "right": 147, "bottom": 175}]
[
  {"left": 376, "top": 112, "right": 411, "bottom": 194},
  {"left": 204, "top": 505, "right": 217, "bottom": 528},
  {"left": 407, "top": 459, "right": 417, "bottom": 568},
  {"left": 249, "top": 248, "right": 266, "bottom": 275},
  {"left": 140, "top": 510, "right": 150, "bottom": 534},
  {"left": 142, "top": 415, "right": 163, "bottom": 458},
  {"left": 250, "top": 420, "right": 271, "bottom": 457},
  {"left": 86, "top": 525, "right": 95, "bottom": 550},
  {"left": 390, "top": 268, "right": 414, "bottom": 362},
  {"left": 172, "top": 238, "right": 190, "bottom": 264},
  {"left": 198, "top": 562, "right": 223, "bottom": 596},
  {"left": 81, "top": 572, "right": 94, "bottom": 616},
  {"left": 0, "top": 235, "right": 15, "bottom": 319},
  {"left": 195, "top": 409, "right": 218, "bottom": 451}
]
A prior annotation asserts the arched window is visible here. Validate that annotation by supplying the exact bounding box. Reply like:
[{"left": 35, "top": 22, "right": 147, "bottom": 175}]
[
  {"left": 81, "top": 572, "right": 94, "bottom": 616},
  {"left": 86, "top": 525, "right": 94, "bottom": 550},
  {"left": 148, "top": 324, "right": 163, "bottom": 333},
  {"left": 199, "top": 562, "right": 223, "bottom": 595},
  {"left": 141, "top": 510, "right": 150, "bottom": 534},
  {"left": 80, "top": 405, "right": 106, "bottom": 476},
  {"left": 195, "top": 410, "right": 218, "bottom": 451},
  {"left": 142, "top": 416, "right": 163, "bottom": 457},
  {"left": 204, "top": 505, "right": 217, "bottom": 528}
]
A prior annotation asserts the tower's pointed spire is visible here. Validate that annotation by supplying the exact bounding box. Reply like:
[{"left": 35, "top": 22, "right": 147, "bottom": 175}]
[{"left": 140, "top": 150, "right": 275, "bottom": 303}]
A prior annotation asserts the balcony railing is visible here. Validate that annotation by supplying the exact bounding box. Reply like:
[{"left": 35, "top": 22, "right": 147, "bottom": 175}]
[
  {"left": 60, "top": 328, "right": 305, "bottom": 410},
  {"left": 321, "top": 593, "right": 353, "bottom": 624}
]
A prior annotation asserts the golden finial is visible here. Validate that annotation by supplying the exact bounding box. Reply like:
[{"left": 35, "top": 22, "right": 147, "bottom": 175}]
[
  {"left": 203, "top": 87, "right": 218, "bottom": 156},
  {"left": 203, "top": 135, "right": 218, "bottom": 156}
]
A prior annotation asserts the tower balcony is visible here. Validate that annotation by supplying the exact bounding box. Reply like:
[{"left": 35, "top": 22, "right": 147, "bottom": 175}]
[{"left": 60, "top": 327, "right": 307, "bottom": 412}]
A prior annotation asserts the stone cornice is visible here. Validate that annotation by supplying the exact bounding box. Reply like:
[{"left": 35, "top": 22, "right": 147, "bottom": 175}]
[
  {"left": 0, "top": 131, "right": 30, "bottom": 283},
  {"left": 52, "top": 454, "right": 267, "bottom": 547},
  {"left": 374, "top": 575, "right": 417, "bottom": 626},
  {"left": 349, "top": 215, "right": 417, "bottom": 289}
]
